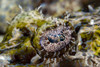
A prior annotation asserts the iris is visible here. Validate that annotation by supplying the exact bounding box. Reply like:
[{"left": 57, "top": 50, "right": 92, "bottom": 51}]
[{"left": 48, "top": 34, "right": 65, "bottom": 43}]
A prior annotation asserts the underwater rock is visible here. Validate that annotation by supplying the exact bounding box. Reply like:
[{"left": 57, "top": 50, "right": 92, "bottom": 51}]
[{"left": 38, "top": 0, "right": 81, "bottom": 17}]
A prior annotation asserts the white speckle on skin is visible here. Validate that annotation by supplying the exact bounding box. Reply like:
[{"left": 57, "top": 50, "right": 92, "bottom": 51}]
[
  {"left": 0, "top": 55, "right": 10, "bottom": 66},
  {"left": 0, "top": 56, "right": 5, "bottom": 60},
  {"left": 88, "top": 5, "right": 94, "bottom": 12},
  {"left": 31, "top": 54, "right": 41, "bottom": 64},
  {"left": 89, "top": 19, "right": 94, "bottom": 25},
  {"left": 18, "top": 5, "right": 24, "bottom": 13}
]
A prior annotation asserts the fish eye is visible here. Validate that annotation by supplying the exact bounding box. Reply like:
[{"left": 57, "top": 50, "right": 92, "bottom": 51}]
[{"left": 40, "top": 25, "right": 72, "bottom": 52}]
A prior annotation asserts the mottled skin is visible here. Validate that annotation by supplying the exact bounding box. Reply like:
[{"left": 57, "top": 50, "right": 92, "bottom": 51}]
[
  {"left": 0, "top": 9, "right": 100, "bottom": 67},
  {"left": 0, "top": 10, "right": 77, "bottom": 66},
  {"left": 79, "top": 25, "right": 100, "bottom": 56},
  {"left": 0, "top": 10, "right": 50, "bottom": 64}
]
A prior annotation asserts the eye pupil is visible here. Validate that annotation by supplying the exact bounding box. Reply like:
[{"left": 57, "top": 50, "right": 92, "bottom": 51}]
[
  {"left": 48, "top": 34, "right": 65, "bottom": 43},
  {"left": 59, "top": 34, "right": 65, "bottom": 41},
  {"left": 48, "top": 35, "right": 58, "bottom": 43}
]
